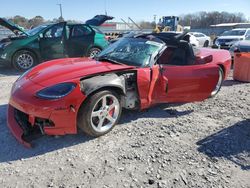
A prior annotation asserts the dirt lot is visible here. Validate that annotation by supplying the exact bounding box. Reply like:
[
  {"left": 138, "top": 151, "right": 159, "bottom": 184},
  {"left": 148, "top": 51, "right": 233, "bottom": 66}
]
[{"left": 0, "top": 68, "right": 249, "bottom": 188}]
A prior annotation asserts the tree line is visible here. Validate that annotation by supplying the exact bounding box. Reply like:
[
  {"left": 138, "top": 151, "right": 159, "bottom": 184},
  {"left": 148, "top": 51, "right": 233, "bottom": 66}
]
[
  {"left": 179, "top": 11, "right": 247, "bottom": 29},
  {"left": 4, "top": 11, "right": 248, "bottom": 30},
  {"left": 5, "top": 15, "right": 77, "bottom": 29}
]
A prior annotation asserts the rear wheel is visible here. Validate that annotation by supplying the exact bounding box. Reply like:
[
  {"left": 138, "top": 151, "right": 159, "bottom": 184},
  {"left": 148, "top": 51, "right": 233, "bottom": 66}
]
[
  {"left": 88, "top": 47, "right": 101, "bottom": 58},
  {"left": 12, "top": 50, "right": 37, "bottom": 71},
  {"left": 210, "top": 67, "right": 224, "bottom": 97},
  {"left": 78, "top": 90, "right": 122, "bottom": 137}
]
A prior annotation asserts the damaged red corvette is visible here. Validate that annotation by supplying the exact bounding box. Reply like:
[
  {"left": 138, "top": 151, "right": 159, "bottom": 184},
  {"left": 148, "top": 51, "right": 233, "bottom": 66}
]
[{"left": 7, "top": 32, "right": 231, "bottom": 147}]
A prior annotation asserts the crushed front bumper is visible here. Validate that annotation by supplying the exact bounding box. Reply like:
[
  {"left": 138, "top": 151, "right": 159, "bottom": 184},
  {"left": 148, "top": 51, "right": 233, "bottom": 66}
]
[
  {"left": 7, "top": 105, "right": 32, "bottom": 147},
  {"left": 7, "top": 78, "right": 86, "bottom": 147}
]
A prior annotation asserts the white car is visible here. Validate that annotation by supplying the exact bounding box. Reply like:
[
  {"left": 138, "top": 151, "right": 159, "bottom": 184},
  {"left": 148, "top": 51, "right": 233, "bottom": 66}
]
[
  {"left": 189, "top": 32, "right": 211, "bottom": 47},
  {"left": 188, "top": 34, "right": 199, "bottom": 47},
  {"left": 160, "top": 31, "right": 202, "bottom": 47}
]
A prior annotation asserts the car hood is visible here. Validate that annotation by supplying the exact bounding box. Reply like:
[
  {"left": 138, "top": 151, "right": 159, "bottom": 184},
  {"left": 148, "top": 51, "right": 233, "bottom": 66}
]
[
  {"left": 85, "top": 15, "right": 114, "bottom": 26},
  {"left": 26, "top": 58, "right": 134, "bottom": 86},
  {"left": 0, "top": 17, "right": 28, "bottom": 36},
  {"left": 217, "top": 36, "right": 243, "bottom": 40},
  {"left": 234, "top": 40, "right": 250, "bottom": 46}
]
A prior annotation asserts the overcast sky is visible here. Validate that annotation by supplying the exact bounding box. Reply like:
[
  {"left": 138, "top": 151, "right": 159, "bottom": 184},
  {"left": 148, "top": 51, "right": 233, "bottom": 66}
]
[{"left": 1, "top": 0, "right": 250, "bottom": 22}]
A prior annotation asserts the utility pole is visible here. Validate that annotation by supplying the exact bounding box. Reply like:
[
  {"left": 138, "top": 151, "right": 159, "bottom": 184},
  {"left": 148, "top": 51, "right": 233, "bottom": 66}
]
[
  {"left": 153, "top": 15, "right": 157, "bottom": 23},
  {"left": 57, "top": 4, "right": 63, "bottom": 21},
  {"left": 104, "top": 0, "right": 107, "bottom": 15}
]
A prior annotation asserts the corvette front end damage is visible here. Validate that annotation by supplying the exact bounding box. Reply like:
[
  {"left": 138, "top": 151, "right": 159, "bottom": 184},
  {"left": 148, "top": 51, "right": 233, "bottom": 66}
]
[
  {"left": 80, "top": 71, "right": 140, "bottom": 110},
  {"left": 7, "top": 78, "right": 86, "bottom": 147},
  {"left": 8, "top": 103, "right": 75, "bottom": 148},
  {"left": 80, "top": 73, "right": 126, "bottom": 96},
  {"left": 8, "top": 105, "right": 32, "bottom": 147}
]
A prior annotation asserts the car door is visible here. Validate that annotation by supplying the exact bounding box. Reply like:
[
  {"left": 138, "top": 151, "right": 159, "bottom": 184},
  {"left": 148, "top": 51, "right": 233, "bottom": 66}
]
[
  {"left": 152, "top": 64, "right": 220, "bottom": 103},
  {"left": 39, "top": 22, "right": 66, "bottom": 61},
  {"left": 66, "top": 24, "right": 95, "bottom": 57}
]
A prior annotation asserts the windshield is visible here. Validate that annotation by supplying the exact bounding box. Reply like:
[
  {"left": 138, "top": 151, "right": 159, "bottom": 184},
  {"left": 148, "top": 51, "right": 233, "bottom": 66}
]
[
  {"left": 26, "top": 25, "right": 49, "bottom": 36},
  {"left": 96, "top": 37, "right": 164, "bottom": 67},
  {"left": 221, "top": 30, "right": 246, "bottom": 36}
]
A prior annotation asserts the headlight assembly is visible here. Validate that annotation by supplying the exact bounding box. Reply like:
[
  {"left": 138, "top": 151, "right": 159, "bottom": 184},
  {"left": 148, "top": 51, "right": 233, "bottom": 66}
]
[
  {"left": 0, "top": 41, "right": 12, "bottom": 49},
  {"left": 36, "top": 82, "right": 76, "bottom": 100},
  {"left": 215, "top": 40, "right": 219, "bottom": 46}
]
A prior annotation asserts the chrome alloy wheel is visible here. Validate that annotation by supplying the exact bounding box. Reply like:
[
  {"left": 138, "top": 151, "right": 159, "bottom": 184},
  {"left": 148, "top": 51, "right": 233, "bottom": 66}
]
[
  {"left": 16, "top": 53, "right": 34, "bottom": 69},
  {"left": 211, "top": 68, "right": 223, "bottom": 96},
  {"left": 89, "top": 49, "right": 101, "bottom": 58},
  {"left": 90, "top": 94, "right": 120, "bottom": 133}
]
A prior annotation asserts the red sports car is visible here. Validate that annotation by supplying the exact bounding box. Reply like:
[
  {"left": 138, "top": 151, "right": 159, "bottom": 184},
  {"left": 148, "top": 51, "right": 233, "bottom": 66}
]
[{"left": 7, "top": 32, "right": 231, "bottom": 147}]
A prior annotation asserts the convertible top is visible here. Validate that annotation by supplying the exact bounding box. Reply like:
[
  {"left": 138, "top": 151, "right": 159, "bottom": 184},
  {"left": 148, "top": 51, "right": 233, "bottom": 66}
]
[
  {"left": 85, "top": 15, "right": 114, "bottom": 26},
  {"left": 126, "top": 31, "right": 190, "bottom": 47}
]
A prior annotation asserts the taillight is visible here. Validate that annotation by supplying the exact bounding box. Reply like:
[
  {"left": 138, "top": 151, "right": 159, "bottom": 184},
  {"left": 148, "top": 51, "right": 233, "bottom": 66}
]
[{"left": 235, "top": 53, "right": 242, "bottom": 57}]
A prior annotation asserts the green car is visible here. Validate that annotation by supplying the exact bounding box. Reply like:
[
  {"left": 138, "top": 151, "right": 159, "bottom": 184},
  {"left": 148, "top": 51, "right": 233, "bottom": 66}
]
[{"left": 0, "top": 18, "right": 109, "bottom": 71}]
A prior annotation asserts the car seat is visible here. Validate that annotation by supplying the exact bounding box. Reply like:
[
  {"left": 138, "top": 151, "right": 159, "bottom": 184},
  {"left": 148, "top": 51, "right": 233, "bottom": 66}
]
[{"left": 169, "top": 40, "right": 195, "bottom": 65}]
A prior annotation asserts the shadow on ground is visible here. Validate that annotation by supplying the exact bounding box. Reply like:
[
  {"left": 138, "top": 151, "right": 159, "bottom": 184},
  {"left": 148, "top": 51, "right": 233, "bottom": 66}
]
[
  {"left": 0, "top": 104, "right": 93, "bottom": 163},
  {"left": 0, "top": 103, "right": 193, "bottom": 163},
  {"left": 0, "top": 67, "right": 21, "bottom": 76},
  {"left": 197, "top": 119, "right": 250, "bottom": 170},
  {"left": 222, "top": 79, "right": 247, "bottom": 87},
  {"left": 120, "top": 103, "right": 193, "bottom": 123}
]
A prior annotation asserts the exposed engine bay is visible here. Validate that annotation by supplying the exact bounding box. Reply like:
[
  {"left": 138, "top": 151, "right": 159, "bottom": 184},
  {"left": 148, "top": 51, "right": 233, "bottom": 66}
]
[
  {"left": 118, "top": 72, "right": 139, "bottom": 109},
  {"left": 80, "top": 71, "right": 139, "bottom": 110}
]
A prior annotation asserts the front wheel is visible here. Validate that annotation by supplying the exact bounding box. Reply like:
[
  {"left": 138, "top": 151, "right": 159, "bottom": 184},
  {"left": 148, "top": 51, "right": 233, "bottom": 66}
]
[
  {"left": 210, "top": 67, "right": 224, "bottom": 97},
  {"left": 78, "top": 90, "right": 122, "bottom": 137},
  {"left": 87, "top": 47, "right": 101, "bottom": 58},
  {"left": 12, "top": 50, "right": 37, "bottom": 71}
]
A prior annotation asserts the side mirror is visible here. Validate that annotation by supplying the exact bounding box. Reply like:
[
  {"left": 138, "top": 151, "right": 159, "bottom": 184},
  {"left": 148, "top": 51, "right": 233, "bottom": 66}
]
[
  {"left": 195, "top": 55, "right": 213, "bottom": 64},
  {"left": 204, "top": 55, "right": 213, "bottom": 64}
]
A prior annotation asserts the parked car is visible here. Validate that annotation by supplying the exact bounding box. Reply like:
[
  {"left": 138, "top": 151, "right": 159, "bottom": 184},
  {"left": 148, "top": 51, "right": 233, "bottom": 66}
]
[
  {"left": 7, "top": 32, "right": 231, "bottom": 147},
  {"left": 0, "top": 17, "right": 110, "bottom": 71},
  {"left": 183, "top": 33, "right": 200, "bottom": 47},
  {"left": 213, "top": 28, "right": 250, "bottom": 49},
  {"left": 229, "top": 40, "right": 250, "bottom": 59},
  {"left": 189, "top": 32, "right": 211, "bottom": 47}
]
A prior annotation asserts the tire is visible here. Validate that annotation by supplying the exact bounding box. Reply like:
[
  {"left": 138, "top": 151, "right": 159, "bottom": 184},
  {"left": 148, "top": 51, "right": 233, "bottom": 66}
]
[
  {"left": 12, "top": 50, "right": 37, "bottom": 71},
  {"left": 203, "top": 40, "right": 209, "bottom": 47},
  {"left": 77, "top": 90, "right": 122, "bottom": 137},
  {"left": 87, "top": 47, "right": 101, "bottom": 58},
  {"left": 210, "top": 67, "right": 224, "bottom": 97}
]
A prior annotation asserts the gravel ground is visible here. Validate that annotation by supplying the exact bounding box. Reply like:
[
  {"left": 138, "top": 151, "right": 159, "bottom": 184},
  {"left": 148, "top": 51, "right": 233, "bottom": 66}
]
[{"left": 0, "top": 68, "right": 250, "bottom": 188}]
